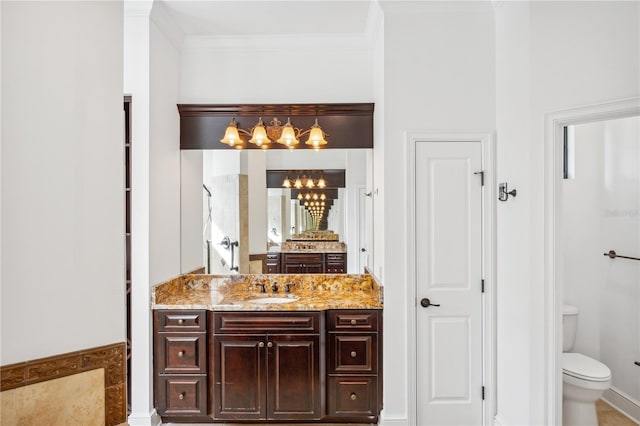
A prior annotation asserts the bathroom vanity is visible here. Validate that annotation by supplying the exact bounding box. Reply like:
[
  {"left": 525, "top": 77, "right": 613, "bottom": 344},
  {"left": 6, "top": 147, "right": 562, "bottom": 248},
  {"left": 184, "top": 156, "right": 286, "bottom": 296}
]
[
  {"left": 152, "top": 273, "right": 383, "bottom": 424},
  {"left": 267, "top": 241, "right": 347, "bottom": 274}
]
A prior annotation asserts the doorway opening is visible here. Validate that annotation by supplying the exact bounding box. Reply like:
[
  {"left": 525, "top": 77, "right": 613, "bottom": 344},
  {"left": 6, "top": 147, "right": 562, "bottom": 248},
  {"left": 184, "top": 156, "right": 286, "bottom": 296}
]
[{"left": 544, "top": 97, "right": 640, "bottom": 425}]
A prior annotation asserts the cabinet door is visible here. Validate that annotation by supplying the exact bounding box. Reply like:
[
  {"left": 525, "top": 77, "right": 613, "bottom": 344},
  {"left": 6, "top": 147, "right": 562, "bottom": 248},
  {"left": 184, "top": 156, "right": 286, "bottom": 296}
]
[
  {"left": 212, "top": 335, "right": 266, "bottom": 420},
  {"left": 267, "top": 335, "right": 322, "bottom": 420},
  {"left": 304, "top": 262, "right": 324, "bottom": 273},
  {"left": 282, "top": 262, "right": 304, "bottom": 274}
]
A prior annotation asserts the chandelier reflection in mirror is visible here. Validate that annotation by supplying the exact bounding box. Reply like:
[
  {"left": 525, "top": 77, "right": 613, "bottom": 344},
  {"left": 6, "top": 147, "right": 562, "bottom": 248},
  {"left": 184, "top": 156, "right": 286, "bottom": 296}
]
[{"left": 220, "top": 117, "right": 328, "bottom": 150}]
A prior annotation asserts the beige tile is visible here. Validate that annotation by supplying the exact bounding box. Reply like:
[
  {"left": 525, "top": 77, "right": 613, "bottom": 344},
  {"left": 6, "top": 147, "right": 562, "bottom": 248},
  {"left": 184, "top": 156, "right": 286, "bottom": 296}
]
[
  {"left": 1, "top": 388, "right": 17, "bottom": 425},
  {"left": 8, "top": 368, "right": 105, "bottom": 426},
  {"left": 596, "top": 399, "right": 638, "bottom": 426}
]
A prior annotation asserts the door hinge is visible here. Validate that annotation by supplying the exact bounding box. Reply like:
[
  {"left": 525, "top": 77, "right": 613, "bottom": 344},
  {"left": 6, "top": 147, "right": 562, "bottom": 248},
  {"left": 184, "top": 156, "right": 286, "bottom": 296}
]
[
  {"left": 482, "top": 386, "right": 485, "bottom": 400},
  {"left": 481, "top": 279, "right": 485, "bottom": 293},
  {"left": 474, "top": 171, "right": 485, "bottom": 186}
]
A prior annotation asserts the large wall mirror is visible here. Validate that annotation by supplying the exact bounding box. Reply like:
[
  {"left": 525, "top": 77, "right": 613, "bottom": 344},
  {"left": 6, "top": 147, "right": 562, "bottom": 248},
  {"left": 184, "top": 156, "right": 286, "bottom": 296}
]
[
  {"left": 180, "top": 148, "right": 373, "bottom": 275},
  {"left": 179, "top": 103, "right": 375, "bottom": 276}
]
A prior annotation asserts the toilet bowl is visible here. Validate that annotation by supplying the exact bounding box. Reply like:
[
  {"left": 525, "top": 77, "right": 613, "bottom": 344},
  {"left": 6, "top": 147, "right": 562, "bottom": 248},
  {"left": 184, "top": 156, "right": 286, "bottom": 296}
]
[{"left": 562, "top": 305, "right": 612, "bottom": 426}]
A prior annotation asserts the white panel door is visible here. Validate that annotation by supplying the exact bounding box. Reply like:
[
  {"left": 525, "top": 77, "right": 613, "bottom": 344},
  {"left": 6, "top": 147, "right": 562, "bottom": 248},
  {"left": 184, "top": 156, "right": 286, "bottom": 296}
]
[{"left": 415, "top": 141, "right": 483, "bottom": 426}]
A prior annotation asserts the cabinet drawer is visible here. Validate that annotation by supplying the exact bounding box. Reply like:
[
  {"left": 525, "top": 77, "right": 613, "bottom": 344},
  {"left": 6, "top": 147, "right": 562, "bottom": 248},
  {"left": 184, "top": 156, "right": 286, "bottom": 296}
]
[
  {"left": 156, "top": 310, "right": 206, "bottom": 332},
  {"left": 325, "top": 264, "right": 345, "bottom": 273},
  {"left": 328, "top": 375, "right": 377, "bottom": 417},
  {"left": 156, "top": 375, "right": 207, "bottom": 416},
  {"left": 328, "top": 310, "right": 379, "bottom": 331},
  {"left": 282, "top": 253, "right": 324, "bottom": 263},
  {"left": 329, "top": 334, "right": 377, "bottom": 373},
  {"left": 157, "top": 333, "right": 206, "bottom": 374},
  {"left": 326, "top": 253, "right": 345, "bottom": 262},
  {"left": 213, "top": 312, "right": 322, "bottom": 334}
]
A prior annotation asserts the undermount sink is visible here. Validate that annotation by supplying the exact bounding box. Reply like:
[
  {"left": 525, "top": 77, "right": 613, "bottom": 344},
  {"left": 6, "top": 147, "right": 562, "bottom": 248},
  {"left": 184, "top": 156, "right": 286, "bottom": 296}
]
[{"left": 248, "top": 296, "right": 299, "bottom": 304}]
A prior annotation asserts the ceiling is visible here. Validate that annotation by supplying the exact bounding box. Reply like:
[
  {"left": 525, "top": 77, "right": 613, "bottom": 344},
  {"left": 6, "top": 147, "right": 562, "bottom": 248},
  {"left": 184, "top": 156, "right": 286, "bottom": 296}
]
[{"left": 157, "top": 0, "right": 373, "bottom": 37}]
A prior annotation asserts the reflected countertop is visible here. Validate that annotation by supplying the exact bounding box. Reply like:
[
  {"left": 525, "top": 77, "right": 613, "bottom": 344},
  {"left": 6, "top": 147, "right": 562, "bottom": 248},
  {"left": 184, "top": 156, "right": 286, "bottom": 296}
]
[
  {"left": 268, "top": 241, "right": 347, "bottom": 253},
  {"left": 151, "top": 273, "right": 383, "bottom": 311}
]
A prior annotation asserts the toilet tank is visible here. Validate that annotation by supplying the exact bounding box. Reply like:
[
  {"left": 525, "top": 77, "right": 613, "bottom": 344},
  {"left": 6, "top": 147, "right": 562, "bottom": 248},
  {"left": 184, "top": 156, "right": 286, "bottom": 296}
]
[{"left": 563, "top": 304, "right": 579, "bottom": 352}]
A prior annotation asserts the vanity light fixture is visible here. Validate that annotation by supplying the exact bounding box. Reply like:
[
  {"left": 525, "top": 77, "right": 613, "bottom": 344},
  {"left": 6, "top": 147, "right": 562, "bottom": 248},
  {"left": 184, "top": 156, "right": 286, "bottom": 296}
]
[
  {"left": 282, "top": 177, "right": 292, "bottom": 188},
  {"left": 317, "top": 177, "right": 326, "bottom": 188},
  {"left": 305, "top": 177, "right": 315, "bottom": 189},
  {"left": 297, "top": 193, "right": 303, "bottom": 200},
  {"left": 220, "top": 116, "right": 328, "bottom": 150},
  {"left": 293, "top": 177, "right": 303, "bottom": 189}
]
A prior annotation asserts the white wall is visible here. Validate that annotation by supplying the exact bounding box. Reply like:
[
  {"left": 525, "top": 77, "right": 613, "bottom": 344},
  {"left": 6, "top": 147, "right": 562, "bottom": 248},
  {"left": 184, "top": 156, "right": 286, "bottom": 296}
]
[
  {"left": 495, "top": 2, "right": 640, "bottom": 424},
  {"left": 1, "top": 1, "right": 124, "bottom": 364},
  {"left": 149, "top": 18, "right": 181, "bottom": 285},
  {"left": 564, "top": 117, "right": 640, "bottom": 404},
  {"left": 180, "top": 150, "right": 204, "bottom": 273},
  {"left": 247, "top": 151, "right": 267, "bottom": 255},
  {"left": 380, "top": 2, "right": 496, "bottom": 421}
]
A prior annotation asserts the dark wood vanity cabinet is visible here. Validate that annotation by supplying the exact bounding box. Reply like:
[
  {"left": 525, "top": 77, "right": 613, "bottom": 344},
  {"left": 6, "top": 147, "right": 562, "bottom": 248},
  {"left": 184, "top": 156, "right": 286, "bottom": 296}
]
[
  {"left": 327, "top": 310, "right": 382, "bottom": 422},
  {"left": 266, "top": 253, "right": 280, "bottom": 273},
  {"left": 278, "top": 252, "right": 346, "bottom": 274},
  {"left": 153, "top": 310, "right": 209, "bottom": 420},
  {"left": 281, "top": 253, "right": 325, "bottom": 274},
  {"left": 325, "top": 253, "right": 347, "bottom": 273},
  {"left": 212, "top": 312, "right": 323, "bottom": 421},
  {"left": 153, "top": 308, "right": 382, "bottom": 424}
]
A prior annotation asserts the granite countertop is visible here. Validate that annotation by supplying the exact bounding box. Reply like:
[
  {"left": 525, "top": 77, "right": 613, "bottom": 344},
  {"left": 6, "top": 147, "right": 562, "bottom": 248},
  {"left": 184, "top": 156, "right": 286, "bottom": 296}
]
[
  {"left": 152, "top": 273, "right": 383, "bottom": 311},
  {"left": 269, "top": 241, "right": 347, "bottom": 253}
]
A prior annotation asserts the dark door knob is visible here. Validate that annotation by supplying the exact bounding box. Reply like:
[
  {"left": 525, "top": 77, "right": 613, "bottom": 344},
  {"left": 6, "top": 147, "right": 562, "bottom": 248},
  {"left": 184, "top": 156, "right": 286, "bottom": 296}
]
[
  {"left": 361, "top": 248, "right": 366, "bottom": 252},
  {"left": 420, "top": 298, "right": 440, "bottom": 308}
]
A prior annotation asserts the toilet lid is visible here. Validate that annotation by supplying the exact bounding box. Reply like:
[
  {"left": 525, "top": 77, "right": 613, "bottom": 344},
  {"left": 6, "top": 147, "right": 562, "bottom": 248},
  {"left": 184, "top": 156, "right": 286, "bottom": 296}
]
[{"left": 562, "top": 353, "right": 611, "bottom": 381}]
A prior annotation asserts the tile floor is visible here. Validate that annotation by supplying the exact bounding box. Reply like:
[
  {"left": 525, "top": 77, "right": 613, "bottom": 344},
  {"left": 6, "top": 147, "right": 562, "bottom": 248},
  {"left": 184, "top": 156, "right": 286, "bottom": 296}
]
[{"left": 596, "top": 400, "right": 639, "bottom": 426}]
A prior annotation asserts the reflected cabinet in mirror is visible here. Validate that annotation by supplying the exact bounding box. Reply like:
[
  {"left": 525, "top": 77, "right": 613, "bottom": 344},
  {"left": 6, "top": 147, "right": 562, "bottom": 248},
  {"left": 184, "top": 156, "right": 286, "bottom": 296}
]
[{"left": 180, "top": 149, "right": 373, "bottom": 275}]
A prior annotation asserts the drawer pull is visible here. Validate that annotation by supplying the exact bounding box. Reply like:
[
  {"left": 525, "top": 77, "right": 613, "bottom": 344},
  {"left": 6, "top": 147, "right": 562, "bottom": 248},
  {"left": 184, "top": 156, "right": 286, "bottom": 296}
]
[
  {"left": 177, "top": 319, "right": 184, "bottom": 325},
  {"left": 259, "top": 342, "right": 265, "bottom": 348},
  {"left": 350, "top": 393, "right": 357, "bottom": 401},
  {"left": 350, "top": 319, "right": 357, "bottom": 325},
  {"left": 178, "top": 351, "right": 184, "bottom": 357},
  {"left": 350, "top": 351, "right": 357, "bottom": 358},
  {"left": 267, "top": 342, "right": 273, "bottom": 348},
  {"left": 178, "top": 392, "right": 185, "bottom": 400}
]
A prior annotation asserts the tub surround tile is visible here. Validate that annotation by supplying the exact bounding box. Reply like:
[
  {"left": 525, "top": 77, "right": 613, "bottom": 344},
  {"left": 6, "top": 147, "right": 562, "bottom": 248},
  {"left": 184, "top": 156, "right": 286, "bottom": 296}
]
[{"left": 152, "top": 273, "right": 383, "bottom": 311}]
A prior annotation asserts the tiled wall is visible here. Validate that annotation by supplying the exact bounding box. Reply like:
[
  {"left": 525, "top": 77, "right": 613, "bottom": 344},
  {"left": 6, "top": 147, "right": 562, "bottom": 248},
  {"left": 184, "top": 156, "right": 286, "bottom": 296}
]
[{"left": 0, "top": 342, "right": 126, "bottom": 426}]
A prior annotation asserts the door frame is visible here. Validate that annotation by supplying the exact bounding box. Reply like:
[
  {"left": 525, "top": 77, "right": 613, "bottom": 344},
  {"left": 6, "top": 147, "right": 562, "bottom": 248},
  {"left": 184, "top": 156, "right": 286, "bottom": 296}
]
[
  {"left": 406, "top": 132, "right": 496, "bottom": 426},
  {"left": 543, "top": 97, "right": 640, "bottom": 425}
]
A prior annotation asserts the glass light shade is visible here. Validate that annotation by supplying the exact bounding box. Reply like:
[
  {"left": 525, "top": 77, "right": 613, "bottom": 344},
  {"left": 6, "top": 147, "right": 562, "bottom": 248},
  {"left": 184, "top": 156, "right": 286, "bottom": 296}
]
[
  {"left": 320, "top": 193, "right": 326, "bottom": 200},
  {"left": 293, "top": 178, "right": 303, "bottom": 189},
  {"left": 305, "top": 194, "right": 311, "bottom": 200},
  {"left": 305, "top": 178, "right": 315, "bottom": 188},
  {"left": 304, "top": 119, "right": 328, "bottom": 148},
  {"left": 312, "top": 193, "right": 319, "bottom": 200},
  {"left": 276, "top": 119, "right": 299, "bottom": 147},
  {"left": 282, "top": 177, "right": 292, "bottom": 188},
  {"left": 297, "top": 193, "right": 303, "bottom": 200},
  {"left": 220, "top": 118, "right": 242, "bottom": 147},
  {"left": 249, "top": 118, "right": 271, "bottom": 147},
  {"left": 304, "top": 201, "right": 309, "bottom": 206},
  {"left": 321, "top": 202, "right": 325, "bottom": 206},
  {"left": 317, "top": 177, "right": 326, "bottom": 188}
]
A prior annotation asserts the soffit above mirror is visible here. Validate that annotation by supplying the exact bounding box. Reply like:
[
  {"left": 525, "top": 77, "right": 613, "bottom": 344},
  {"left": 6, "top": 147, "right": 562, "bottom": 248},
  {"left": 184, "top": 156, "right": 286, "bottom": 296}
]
[{"left": 177, "top": 103, "right": 374, "bottom": 150}]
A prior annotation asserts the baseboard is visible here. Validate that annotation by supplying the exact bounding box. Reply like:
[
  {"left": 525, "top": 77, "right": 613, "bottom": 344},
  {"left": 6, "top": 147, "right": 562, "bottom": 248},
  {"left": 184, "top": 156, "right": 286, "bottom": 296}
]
[
  {"left": 379, "top": 416, "right": 410, "bottom": 425},
  {"left": 127, "top": 408, "right": 162, "bottom": 426},
  {"left": 602, "top": 387, "right": 640, "bottom": 424}
]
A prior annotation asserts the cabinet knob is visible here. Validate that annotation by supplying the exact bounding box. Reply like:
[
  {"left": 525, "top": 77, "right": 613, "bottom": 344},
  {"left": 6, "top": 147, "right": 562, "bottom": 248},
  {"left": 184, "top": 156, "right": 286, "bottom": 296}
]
[
  {"left": 178, "top": 351, "right": 184, "bottom": 357},
  {"left": 267, "top": 342, "right": 273, "bottom": 348},
  {"left": 178, "top": 392, "right": 185, "bottom": 400},
  {"left": 259, "top": 342, "right": 265, "bottom": 348},
  {"left": 350, "top": 351, "right": 357, "bottom": 358},
  {"left": 350, "top": 319, "right": 357, "bottom": 325},
  {"left": 177, "top": 319, "right": 184, "bottom": 325},
  {"left": 350, "top": 393, "right": 357, "bottom": 401}
]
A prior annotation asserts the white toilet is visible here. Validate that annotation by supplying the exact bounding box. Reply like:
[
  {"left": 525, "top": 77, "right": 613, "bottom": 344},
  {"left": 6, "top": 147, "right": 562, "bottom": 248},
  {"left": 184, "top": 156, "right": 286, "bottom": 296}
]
[{"left": 562, "top": 304, "right": 612, "bottom": 426}]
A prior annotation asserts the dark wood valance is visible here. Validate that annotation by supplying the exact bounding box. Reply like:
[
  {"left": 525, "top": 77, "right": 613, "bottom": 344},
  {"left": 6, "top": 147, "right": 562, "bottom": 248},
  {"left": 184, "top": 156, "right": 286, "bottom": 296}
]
[{"left": 177, "top": 103, "right": 374, "bottom": 150}]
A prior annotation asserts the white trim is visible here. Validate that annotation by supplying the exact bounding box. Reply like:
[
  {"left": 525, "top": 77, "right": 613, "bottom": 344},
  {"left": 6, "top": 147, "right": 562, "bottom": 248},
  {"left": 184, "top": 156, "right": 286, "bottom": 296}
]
[
  {"left": 379, "top": 418, "right": 410, "bottom": 426},
  {"left": 406, "top": 131, "right": 496, "bottom": 426},
  {"left": 603, "top": 387, "right": 640, "bottom": 423},
  {"left": 127, "top": 408, "right": 161, "bottom": 426},
  {"left": 543, "top": 97, "right": 640, "bottom": 426}
]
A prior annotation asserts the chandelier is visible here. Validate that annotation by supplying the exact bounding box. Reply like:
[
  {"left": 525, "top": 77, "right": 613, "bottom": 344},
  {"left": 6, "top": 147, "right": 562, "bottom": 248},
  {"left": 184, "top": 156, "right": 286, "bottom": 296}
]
[
  {"left": 220, "top": 117, "right": 328, "bottom": 150},
  {"left": 282, "top": 175, "right": 327, "bottom": 189}
]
